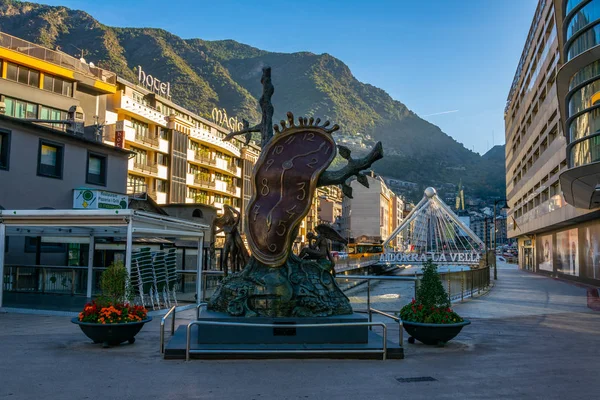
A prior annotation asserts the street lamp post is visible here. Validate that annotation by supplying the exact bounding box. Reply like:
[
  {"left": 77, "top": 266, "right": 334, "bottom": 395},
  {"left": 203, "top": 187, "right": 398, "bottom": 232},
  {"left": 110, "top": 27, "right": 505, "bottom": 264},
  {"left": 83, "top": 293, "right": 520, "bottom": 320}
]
[
  {"left": 493, "top": 199, "right": 509, "bottom": 280},
  {"left": 483, "top": 217, "right": 489, "bottom": 268}
]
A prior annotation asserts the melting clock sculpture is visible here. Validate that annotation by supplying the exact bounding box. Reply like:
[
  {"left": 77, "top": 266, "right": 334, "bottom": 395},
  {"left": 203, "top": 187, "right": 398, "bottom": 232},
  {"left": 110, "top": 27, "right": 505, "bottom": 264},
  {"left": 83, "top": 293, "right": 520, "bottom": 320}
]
[{"left": 208, "top": 67, "right": 383, "bottom": 317}]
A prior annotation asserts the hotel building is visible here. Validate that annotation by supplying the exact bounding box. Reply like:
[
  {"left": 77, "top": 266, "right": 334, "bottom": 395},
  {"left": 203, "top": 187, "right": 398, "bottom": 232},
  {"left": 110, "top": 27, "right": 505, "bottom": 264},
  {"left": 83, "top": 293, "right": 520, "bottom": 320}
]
[
  {"left": 0, "top": 31, "right": 260, "bottom": 222},
  {"left": 101, "top": 76, "right": 260, "bottom": 220},
  {"left": 505, "top": 0, "right": 600, "bottom": 284}
]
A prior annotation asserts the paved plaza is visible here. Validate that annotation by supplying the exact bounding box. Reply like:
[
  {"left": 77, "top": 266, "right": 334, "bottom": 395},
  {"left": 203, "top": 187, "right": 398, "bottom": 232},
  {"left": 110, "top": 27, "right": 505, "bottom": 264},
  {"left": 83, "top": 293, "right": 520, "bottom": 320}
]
[{"left": 1, "top": 262, "right": 599, "bottom": 399}]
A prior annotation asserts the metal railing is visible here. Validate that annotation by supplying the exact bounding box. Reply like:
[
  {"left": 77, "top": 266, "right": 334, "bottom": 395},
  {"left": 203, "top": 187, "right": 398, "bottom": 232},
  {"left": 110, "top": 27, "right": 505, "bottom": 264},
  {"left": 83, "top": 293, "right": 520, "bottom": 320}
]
[
  {"left": 193, "top": 176, "right": 216, "bottom": 188},
  {"left": 226, "top": 162, "right": 238, "bottom": 173},
  {"left": 194, "top": 152, "right": 217, "bottom": 165},
  {"left": 133, "top": 161, "right": 159, "bottom": 174},
  {"left": 0, "top": 31, "right": 117, "bottom": 84},
  {"left": 2, "top": 265, "right": 105, "bottom": 295},
  {"left": 185, "top": 320, "right": 387, "bottom": 361},
  {"left": 225, "top": 184, "right": 237, "bottom": 194},
  {"left": 134, "top": 133, "right": 159, "bottom": 147},
  {"left": 160, "top": 306, "right": 177, "bottom": 353}
]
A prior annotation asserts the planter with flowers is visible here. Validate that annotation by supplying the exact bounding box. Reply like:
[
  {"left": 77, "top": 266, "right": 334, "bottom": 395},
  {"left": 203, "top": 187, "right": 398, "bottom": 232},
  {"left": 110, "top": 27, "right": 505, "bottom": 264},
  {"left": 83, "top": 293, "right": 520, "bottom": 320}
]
[
  {"left": 71, "top": 261, "right": 152, "bottom": 347},
  {"left": 400, "top": 260, "right": 470, "bottom": 346}
]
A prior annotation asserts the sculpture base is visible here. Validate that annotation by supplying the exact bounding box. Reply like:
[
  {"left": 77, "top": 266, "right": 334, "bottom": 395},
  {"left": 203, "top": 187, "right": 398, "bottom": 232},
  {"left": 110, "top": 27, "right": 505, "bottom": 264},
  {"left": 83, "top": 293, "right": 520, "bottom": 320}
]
[
  {"left": 208, "top": 255, "right": 352, "bottom": 317},
  {"left": 163, "top": 312, "right": 404, "bottom": 360},
  {"left": 195, "top": 311, "right": 367, "bottom": 344}
]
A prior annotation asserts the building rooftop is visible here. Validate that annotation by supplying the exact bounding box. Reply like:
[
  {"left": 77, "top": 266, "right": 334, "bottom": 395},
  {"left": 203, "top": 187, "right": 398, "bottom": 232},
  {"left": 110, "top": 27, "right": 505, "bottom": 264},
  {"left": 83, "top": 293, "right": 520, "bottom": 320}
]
[{"left": 0, "top": 114, "right": 131, "bottom": 156}]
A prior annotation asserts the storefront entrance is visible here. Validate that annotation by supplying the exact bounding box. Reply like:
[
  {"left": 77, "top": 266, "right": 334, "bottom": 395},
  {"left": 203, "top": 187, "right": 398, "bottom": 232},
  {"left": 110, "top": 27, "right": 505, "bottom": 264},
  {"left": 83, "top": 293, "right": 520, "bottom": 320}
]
[{"left": 521, "top": 239, "right": 534, "bottom": 271}]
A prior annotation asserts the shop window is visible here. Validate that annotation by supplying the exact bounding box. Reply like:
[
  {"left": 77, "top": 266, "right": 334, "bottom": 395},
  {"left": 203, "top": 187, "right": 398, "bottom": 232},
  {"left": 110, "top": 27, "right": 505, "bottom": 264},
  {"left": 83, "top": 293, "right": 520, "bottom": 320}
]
[
  {"left": 37, "top": 140, "right": 63, "bottom": 179},
  {"left": 0, "top": 129, "right": 10, "bottom": 170},
  {"left": 86, "top": 152, "right": 107, "bottom": 186}
]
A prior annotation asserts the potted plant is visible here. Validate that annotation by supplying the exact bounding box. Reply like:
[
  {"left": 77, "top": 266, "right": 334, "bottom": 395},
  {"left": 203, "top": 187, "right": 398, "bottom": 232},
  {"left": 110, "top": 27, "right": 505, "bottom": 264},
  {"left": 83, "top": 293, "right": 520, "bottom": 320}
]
[
  {"left": 71, "top": 261, "right": 152, "bottom": 348},
  {"left": 400, "top": 260, "right": 470, "bottom": 345}
]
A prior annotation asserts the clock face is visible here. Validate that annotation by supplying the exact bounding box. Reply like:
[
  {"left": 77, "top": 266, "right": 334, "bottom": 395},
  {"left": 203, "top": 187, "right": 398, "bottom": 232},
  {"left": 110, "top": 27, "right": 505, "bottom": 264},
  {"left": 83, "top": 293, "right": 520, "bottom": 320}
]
[{"left": 246, "top": 128, "right": 336, "bottom": 266}]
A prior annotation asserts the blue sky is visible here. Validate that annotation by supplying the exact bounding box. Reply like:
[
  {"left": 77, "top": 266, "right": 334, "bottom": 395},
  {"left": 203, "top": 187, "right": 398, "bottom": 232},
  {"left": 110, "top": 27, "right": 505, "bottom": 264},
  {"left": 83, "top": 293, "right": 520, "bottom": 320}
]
[{"left": 40, "top": 0, "right": 538, "bottom": 155}]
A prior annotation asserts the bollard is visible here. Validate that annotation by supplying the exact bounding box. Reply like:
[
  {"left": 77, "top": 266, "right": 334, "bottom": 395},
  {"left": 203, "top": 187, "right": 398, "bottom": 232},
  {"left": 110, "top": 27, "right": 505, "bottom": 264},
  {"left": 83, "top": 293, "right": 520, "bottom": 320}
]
[{"left": 367, "top": 280, "right": 372, "bottom": 330}]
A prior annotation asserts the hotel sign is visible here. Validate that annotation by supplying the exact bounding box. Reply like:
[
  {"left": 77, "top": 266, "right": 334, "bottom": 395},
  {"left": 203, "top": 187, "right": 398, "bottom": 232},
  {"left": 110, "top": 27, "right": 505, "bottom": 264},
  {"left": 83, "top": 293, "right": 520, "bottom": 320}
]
[
  {"left": 380, "top": 252, "right": 482, "bottom": 265},
  {"left": 73, "top": 189, "right": 128, "bottom": 210},
  {"left": 138, "top": 65, "right": 171, "bottom": 98},
  {"left": 115, "top": 120, "right": 125, "bottom": 148},
  {"left": 211, "top": 107, "right": 244, "bottom": 131}
]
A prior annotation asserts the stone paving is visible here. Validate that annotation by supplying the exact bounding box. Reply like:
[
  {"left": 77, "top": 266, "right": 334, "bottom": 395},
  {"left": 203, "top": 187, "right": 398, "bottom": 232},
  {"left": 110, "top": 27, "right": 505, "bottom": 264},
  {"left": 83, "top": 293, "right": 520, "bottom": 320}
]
[{"left": 1, "top": 260, "right": 599, "bottom": 399}]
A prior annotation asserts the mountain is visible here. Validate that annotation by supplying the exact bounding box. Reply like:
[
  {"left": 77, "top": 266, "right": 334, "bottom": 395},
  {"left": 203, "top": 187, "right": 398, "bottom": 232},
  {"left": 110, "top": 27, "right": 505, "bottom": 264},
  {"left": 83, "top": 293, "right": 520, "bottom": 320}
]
[{"left": 0, "top": 0, "right": 505, "bottom": 198}]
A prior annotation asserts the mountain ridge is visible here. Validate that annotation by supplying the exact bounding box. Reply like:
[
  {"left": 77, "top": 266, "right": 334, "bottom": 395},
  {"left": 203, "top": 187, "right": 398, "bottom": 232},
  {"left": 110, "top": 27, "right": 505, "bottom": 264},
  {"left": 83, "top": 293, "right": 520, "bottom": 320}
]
[{"left": 0, "top": 0, "right": 505, "bottom": 198}]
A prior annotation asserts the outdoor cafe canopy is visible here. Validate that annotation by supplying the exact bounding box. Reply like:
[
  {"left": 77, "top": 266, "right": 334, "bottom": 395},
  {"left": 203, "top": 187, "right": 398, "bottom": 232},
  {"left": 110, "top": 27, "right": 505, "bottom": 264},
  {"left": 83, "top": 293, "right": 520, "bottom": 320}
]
[{"left": 0, "top": 209, "right": 209, "bottom": 309}]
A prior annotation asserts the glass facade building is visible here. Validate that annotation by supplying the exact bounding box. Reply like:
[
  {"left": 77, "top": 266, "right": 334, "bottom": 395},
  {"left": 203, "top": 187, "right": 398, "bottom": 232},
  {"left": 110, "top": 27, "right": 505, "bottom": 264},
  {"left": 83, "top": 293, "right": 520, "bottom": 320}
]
[{"left": 504, "top": 0, "right": 600, "bottom": 285}]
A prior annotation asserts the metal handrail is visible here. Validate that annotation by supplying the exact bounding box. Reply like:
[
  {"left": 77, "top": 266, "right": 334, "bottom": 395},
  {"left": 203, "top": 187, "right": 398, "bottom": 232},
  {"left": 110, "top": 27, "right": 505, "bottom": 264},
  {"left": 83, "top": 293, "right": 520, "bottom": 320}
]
[
  {"left": 369, "top": 308, "right": 403, "bottom": 345},
  {"left": 160, "top": 305, "right": 177, "bottom": 354},
  {"left": 196, "top": 302, "right": 208, "bottom": 320},
  {"left": 185, "top": 320, "right": 387, "bottom": 361}
]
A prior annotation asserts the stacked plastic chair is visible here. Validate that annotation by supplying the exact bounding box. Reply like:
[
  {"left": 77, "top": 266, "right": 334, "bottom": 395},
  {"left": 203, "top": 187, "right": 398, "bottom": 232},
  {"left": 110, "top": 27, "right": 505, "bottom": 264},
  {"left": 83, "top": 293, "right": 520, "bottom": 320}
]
[
  {"left": 164, "top": 248, "right": 179, "bottom": 307},
  {"left": 131, "top": 247, "right": 156, "bottom": 309},
  {"left": 152, "top": 251, "right": 169, "bottom": 309}
]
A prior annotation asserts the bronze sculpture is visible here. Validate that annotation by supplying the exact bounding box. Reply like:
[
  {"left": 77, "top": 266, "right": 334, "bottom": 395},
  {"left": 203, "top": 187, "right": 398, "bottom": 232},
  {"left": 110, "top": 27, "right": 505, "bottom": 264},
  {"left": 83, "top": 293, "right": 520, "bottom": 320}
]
[
  {"left": 299, "top": 224, "right": 348, "bottom": 276},
  {"left": 208, "top": 67, "right": 383, "bottom": 317},
  {"left": 213, "top": 205, "right": 249, "bottom": 275}
]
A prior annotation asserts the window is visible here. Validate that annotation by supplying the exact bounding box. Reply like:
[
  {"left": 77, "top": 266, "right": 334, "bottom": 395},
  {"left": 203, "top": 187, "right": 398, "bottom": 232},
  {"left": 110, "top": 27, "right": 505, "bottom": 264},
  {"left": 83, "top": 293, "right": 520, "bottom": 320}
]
[
  {"left": 189, "top": 164, "right": 199, "bottom": 175},
  {"left": 86, "top": 152, "right": 107, "bottom": 186},
  {"left": 0, "top": 129, "right": 10, "bottom": 170},
  {"left": 128, "top": 175, "right": 146, "bottom": 193},
  {"left": 156, "top": 179, "right": 168, "bottom": 193},
  {"left": 3, "top": 97, "right": 38, "bottom": 119},
  {"left": 159, "top": 127, "right": 169, "bottom": 140},
  {"left": 130, "top": 147, "right": 147, "bottom": 164},
  {"left": 43, "top": 75, "right": 73, "bottom": 97},
  {"left": 6, "top": 62, "right": 39, "bottom": 87},
  {"left": 157, "top": 153, "right": 169, "bottom": 166},
  {"left": 189, "top": 140, "right": 200, "bottom": 151},
  {"left": 40, "top": 106, "right": 68, "bottom": 131},
  {"left": 37, "top": 140, "right": 63, "bottom": 179},
  {"left": 131, "top": 118, "right": 149, "bottom": 137}
]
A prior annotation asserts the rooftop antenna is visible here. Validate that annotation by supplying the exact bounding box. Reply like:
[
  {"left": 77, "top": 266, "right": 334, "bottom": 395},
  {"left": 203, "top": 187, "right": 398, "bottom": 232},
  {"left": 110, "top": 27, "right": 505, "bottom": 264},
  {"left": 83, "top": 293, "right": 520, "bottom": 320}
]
[{"left": 69, "top": 44, "right": 87, "bottom": 60}]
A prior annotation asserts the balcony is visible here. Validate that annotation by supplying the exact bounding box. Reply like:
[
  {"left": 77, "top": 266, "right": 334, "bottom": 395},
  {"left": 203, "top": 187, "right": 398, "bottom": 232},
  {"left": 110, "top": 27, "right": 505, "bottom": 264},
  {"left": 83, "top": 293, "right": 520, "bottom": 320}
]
[
  {"left": 188, "top": 126, "right": 241, "bottom": 158},
  {"left": 134, "top": 133, "right": 159, "bottom": 148},
  {"left": 193, "top": 175, "right": 216, "bottom": 189},
  {"left": 117, "top": 92, "right": 168, "bottom": 127},
  {"left": 132, "top": 160, "right": 158, "bottom": 175},
  {"left": 194, "top": 151, "right": 217, "bottom": 166},
  {"left": 226, "top": 184, "right": 237, "bottom": 195},
  {"left": 227, "top": 162, "right": 238, "bottom": 174}
]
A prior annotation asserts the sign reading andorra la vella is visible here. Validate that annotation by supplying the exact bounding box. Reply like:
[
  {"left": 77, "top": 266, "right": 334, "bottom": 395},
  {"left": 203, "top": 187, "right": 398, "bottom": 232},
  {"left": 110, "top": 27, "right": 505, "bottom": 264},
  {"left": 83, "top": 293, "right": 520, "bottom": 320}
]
[
  {"left": 211, "top": 108, "right": 244, "bottom": 131},
  {"left": 73, "top": 189, "right": 129, "bottom": 210},
  {"left": 380, "top": 252, "right": 482, "bottom": 264}
]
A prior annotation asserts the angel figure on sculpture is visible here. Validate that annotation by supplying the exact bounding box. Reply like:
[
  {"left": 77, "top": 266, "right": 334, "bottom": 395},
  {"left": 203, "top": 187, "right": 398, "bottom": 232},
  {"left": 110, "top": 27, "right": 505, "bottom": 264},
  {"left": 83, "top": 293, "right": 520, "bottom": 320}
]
[{"left": 299, "top": 224, "right": 348, "bottom": 276}]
